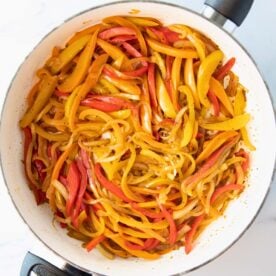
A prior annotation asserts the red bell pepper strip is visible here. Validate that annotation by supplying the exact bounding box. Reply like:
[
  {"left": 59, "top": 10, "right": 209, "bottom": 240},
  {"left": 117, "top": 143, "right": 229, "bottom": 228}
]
[
  {"left": 71, "top": 158, "right": 88, "bottom": 228},
  {"left": 66, "top": 161, "right": 80, "bottom": 216},
  {"left": 125, "top": 241, "right": 145, "bottom": 251},
  {"left": 159, "top": 27, "right": 180, "bottom": 44},
  {"left": 55, "top": 210, "right": 67, "bottom": 228},
  {"left": 23, "top": 127, "right": 32, "bottom": 160},
  {"left": 147, "top": 63, "right": 158, "bottom": 110},
  {"left": 80, "top": 148, "right": 90, "bottom": 170},
  {"left": 148, "top": 27, "right": 168, "bottom": 44},
  {"left": 123, "top": 65, "right": 148, "bottom": 77},
  {"left": 54, "top": 89, "right": 69, "bottom": 98},
  {"left": 211, "top": 184, "right": 244, "bottom": 204},
  {"left": 23, "top": 127, "right": 47, "bottom": 205},
  {"left": 207, "top": 90, "right": 220, "bottom": 116},
  {"left": 160, "top": 205, "right": 177, "bottom": 245},
  {"left": 183, "top": 138, "right": 238, "bottom": 186},
  {"left": 81, "top": 98, "right": 122, "bottom": 112},
  {"left": 122, "top": 42, "right": 142, "bottom": 58},
  {"left": 165, "top": 55, "right": 174, "bottom": 103},
  {"left": 86, "top": 234, "right": 106, "bottom": 252},
  {"left": 33, "top": 159, "right": 46, "bottom": 183},
  {"left": 86, "top": 95, "right": 136, "bottom": 110},
  {"left": 145, "top": 238, "right": 160, "bottom": 250},
  {"left": 59, "top": 175, "right": 68, "bottom": 186},
  {"left": 214, "top": 57, "right": 236, "bottom": 81},
  {"left": 235, "top": 149, "right": 250, "bottom": 172},
  {"left": 95, "top": 163, "right": 131, "bottom": 202},
  {"left": 110, "top": 35, "right": 136, "bottom": 43},
  {"left": 185, "top": 214, "right": 204, "bottom": 254},
  {"left": 99, "top": 27, "right": 136, "bottom": 40}
]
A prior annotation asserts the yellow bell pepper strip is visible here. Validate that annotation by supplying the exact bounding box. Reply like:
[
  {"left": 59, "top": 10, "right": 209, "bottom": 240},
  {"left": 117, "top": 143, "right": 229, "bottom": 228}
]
[
  {"left": 234, "top": 86, "right": 246, "bottom": 115},
  {"left": 197, "top": 50, "right": 224, "bottom": 107},
  {"left": 126, "top": 16, "right": 161, "bottom": 27},
  {"left": 187, "top": 33, "right": 206, "bottom": 61},
  {"left": 207, "top": 90, "right": 220, "bottom": 116},
  {"left": 20, "top": 75, "right": 57, "bottom": 128},
  {"left": 102, "top": 75, "right": 141, "bottom": 95},
  {"left": 151, "top": 51, "right": 166, "bottom": 79},
  {"left": 140, "top": 103, "right": 152, "bottom": 134},
  {"left": 178, "top": 85, "right": 195, "bottom": 147},
  {"left": 184, "top": 58, "right": 200, "bottom": 109},
  {"left": 49, "top": 35, "right": 91, "bottom": 74},
  {"left": 34, "top": 124, "right": 70, "bottom": 142},
  {"left": 156, "top": 71, "right": 176, "bottom": 119},
  {"left": 67, "top": 24, "right": 103, "bottom": 45},
  {"left": 196, "top": 131, "right": 238, "bottom": 164},
  {"left": 171, "top": 57, "right": 182, "bottom": 108},
  {"left": 200, "top": 113, "right": 250, "bottom": 131},
  {"left": 66, "top": 54, "right": 108, "bottom": 130},
  {"left": 99, "top": 26, "right": 136, "bottom": 40},
  {"left": 110, "top": 109, "right": 131, "bottom": 119},
  {"left": 103, "top": 16, "right": 147, "bottom": 56},
  {"left": 97, "top": 38, "right": 130, "bottom": 69},
  {"left": 185, "top": 214, "right": 204, "bottom": 254},
  {"left": 168, "top": 24, "right": 192, "bottom": 39},
  {"left": 210, "top": 77, "right": 234, "bottom": 116},
  {"left": 58, "top": 29, "right": 99, "bottom": 92},
  {"left": 234, "top": 87, "right": 256, "bottom": 150},
  {"left": 146, "top": 37, "right": 198, "bottom": 58},
  {"left": 214, "top": 57, "right": 236, "bottom": 81}
]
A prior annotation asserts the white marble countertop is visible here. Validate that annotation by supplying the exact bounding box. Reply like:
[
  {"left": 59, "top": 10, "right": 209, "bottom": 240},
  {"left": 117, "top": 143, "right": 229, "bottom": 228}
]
[{"left": 0, "top": 0, "right": 275, "bottom": 275}]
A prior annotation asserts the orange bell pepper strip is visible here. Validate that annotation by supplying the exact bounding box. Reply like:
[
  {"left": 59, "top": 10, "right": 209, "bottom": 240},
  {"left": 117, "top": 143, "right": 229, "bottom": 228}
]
[
  {"left": 211, "top": 184, "right": 244, "bottom": 204},
  {"left": 156, "top": 71, "right": 176, "bottom": 118},
  {"left": 20, "top": 74, "right": 57, "bottom": 128},
  {"left": 67, "top": 23, "right": 103, "bottom": 45},
  {"left": 58, "top": 28, "right": 99, "bottom": 92},
  {"left": 200, "top": 113, "right": 250, "bottom": 131},
  {"left": 146, "top": 37, "right": 198, "bottom": 58},
  {"left": 197, "top": 50, "right": 224, "bottom": 107},
  {"left": 99, "top": 26, "right": 136, "bottom": 40},
  {"left": 184, "top": 58, "right": 200, "bottom": 109},
  {"left": 210, "top": 77, "right": 234, "bottom": 116},
  {"left": 103, "top": 16, "right": 148, "bottom": 56},
  {"left": 235, "top": 149, "right": 250, "bottom": 172},
  {"left": 160, "top": 205, "right": 177, "bottom": 245},
  {"left": 86, "top": 234, "right": 106, "bottom": 252},
  {"left": 126, "top": 16, "right": 161, "bottom": 27},
  {"left": 185, "top": 214, "right": 204, "bottom": 254},
  {"left": 49, "top": 35, "right": 91, "bottom": 74},
  {"left": 214, "top": 57, "right": 236, "bottom": 80}
]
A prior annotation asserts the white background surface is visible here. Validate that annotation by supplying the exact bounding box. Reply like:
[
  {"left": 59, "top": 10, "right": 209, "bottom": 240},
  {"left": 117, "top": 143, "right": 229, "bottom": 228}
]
[{"left": 0, "top": 0, "right": 275, "bottom": 275}]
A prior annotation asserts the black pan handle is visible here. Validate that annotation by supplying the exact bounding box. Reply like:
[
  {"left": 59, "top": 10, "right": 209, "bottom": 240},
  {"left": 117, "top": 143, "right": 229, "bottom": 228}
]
[
  {"left": 20, "top": 252, "right": 91, "bottom": 276},
  {"left": 204, "top": 0, "right": 254, "bottom": 26}
]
